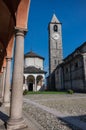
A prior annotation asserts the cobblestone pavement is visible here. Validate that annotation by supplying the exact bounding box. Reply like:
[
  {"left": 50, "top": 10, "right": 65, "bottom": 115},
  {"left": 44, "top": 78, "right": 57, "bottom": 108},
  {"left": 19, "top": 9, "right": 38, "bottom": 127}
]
[
  {"left": 0, "top": 94, "right": 86, "bottom": 130},
  {"left": 23, "top": 93, "right": 86, "bottom": 130}
]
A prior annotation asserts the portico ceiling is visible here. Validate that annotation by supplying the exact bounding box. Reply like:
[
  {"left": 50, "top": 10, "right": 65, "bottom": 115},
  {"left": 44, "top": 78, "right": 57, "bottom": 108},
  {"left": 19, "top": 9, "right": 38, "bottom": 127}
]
[
  {"left": 0, "top": 0, "right": 20, "bottom": 70},
  {"left": 0, "top": 0, "right": 21, "bottom": 46},
  {"left": 0, "top": 0, "right": 30, "bottom": 71}
]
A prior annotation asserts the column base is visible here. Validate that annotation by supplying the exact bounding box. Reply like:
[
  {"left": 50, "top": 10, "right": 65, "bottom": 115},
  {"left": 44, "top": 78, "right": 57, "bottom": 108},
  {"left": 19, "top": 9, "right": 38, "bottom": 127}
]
[{"left": 7, "top": 118, "right": 28, "bottom": 130}]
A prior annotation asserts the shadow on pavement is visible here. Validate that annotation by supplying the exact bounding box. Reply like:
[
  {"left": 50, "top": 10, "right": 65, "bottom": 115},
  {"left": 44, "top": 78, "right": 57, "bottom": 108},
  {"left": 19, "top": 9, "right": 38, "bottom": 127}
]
[
  {"left": 58, "top": 114, "right": 86, "bottom": 130},
  {"left": 0, "top": 111, "right": 9, "bottom": 122}
]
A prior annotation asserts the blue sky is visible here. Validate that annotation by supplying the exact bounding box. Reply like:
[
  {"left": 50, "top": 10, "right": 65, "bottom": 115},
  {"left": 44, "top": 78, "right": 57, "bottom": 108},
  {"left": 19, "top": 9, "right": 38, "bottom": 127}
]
[{"left": 24, "top": 0, "right": 86, "bottom": 73}]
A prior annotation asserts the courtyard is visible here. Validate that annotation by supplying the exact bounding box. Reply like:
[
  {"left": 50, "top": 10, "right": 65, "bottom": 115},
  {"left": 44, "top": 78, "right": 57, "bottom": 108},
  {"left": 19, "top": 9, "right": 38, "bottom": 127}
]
[{"left": 0, "top": 93, "right": 86, "bottom": 130}]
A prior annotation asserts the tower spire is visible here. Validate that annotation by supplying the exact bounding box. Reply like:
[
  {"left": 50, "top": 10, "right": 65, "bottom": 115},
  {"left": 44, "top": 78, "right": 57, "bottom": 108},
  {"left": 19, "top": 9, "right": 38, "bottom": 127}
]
[{"left": 51, "top": 14, "right": 60, "bottom": 23}]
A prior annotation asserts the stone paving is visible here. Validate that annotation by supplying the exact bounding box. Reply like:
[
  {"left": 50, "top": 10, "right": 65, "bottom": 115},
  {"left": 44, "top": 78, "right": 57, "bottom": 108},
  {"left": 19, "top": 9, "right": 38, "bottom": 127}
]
[
  {"left": 0, "top": 93, "right": 86, "bottom": 130},
  {"left": 23, "top": 93, "right": 86, "bottom": 130}
]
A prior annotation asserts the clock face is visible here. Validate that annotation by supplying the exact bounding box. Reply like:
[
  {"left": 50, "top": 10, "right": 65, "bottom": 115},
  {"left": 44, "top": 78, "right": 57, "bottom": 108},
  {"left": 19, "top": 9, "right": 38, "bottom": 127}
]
[{"left": 52, "top": 33, "right": 59, "bottom": 40}]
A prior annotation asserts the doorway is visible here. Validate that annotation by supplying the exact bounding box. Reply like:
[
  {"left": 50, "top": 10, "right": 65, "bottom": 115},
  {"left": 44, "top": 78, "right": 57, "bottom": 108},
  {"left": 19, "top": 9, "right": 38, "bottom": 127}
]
[
  {"left": 28, "top": 83, "right": 33, "bottom": 91},
  {"left": 27, "top": 75, "right": 35, "bottom": 91}
]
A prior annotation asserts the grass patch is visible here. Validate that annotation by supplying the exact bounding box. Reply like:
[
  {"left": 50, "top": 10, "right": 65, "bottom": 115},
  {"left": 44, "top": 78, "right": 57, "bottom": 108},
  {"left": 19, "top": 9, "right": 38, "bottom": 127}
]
[{"left": 26, "top": 91, "right": 68, "bottom": 95}]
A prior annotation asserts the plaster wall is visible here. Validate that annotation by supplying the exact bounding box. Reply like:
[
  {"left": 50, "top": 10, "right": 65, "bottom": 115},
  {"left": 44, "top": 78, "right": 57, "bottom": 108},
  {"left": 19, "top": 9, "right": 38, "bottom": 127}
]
[{"left": 25, "top": 57, "right": 43, "bottom": 70}]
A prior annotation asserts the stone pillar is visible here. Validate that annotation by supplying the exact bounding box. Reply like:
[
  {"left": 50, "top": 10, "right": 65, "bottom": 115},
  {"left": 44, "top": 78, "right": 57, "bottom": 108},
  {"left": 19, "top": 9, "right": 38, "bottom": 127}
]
[
  {"left": 25, "top": 77, "right": 28, "bottom": 90},
  {"left": 82, "top": 54, "right": 86, "bottom": 90},
  {"left": 3, "top": 57, "right": 12, "bottom": 107},
  {"left": 0, "top": 72, "right": 3, "bottom": 98},
  {"left": 2, "top": 67, "right": 6, "bottom": 100},
  {"left": 34, "top": 77, "right": 37, "bottom": 91},
  {"left": 7, "top": 28, "right": 27, "bottom": 130}
]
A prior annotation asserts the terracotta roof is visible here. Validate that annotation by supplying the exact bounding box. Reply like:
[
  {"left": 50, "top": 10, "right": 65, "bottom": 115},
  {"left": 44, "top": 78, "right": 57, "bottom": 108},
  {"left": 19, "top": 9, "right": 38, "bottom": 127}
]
[
  {"left": 24, "top": 66, "right": 47, "bottom": 74},
  {"left": 24, "top": 51, "right": 44, "bottom": 60}
]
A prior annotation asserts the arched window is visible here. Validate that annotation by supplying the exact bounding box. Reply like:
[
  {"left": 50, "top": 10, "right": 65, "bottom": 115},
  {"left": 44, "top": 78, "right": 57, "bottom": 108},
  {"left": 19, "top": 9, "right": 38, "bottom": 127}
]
[
  {"left": 53, "top": 25, "right": 58, "bottom": 32},
  {"left": 54, "top": 59, "right": 57, "bottom": 65},
  {"left": 75, "top": 62, "right": 78, "bottom": 69},
  {"left": 65, "top": 67, "right": 69, "bottom": 73}
]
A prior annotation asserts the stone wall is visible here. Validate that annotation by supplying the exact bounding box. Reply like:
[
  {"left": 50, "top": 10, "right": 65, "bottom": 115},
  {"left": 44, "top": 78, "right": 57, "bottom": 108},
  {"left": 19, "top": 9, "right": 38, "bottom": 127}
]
[
  {"left": 63, "top": 55, "right": 84, "bottom": 91},
  {"left": 47, "top": 42, "right": 86, "bottom": 92}
]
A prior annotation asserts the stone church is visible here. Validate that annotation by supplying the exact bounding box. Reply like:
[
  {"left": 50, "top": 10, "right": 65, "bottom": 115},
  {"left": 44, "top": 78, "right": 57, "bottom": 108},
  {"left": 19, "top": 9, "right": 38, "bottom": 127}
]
[
  {"left": 23, "top": 51, "right": 46, "bottom": 91},
  {"left": 47, "top": 14, "right": 86, "bottom": 92}
]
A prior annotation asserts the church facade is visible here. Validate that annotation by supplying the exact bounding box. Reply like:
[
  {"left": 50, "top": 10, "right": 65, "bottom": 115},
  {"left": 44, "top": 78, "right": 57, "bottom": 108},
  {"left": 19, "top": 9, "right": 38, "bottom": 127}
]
[
  {"left": 23, "top": 51, "right": 46, "bottom": 91},
  {"left": 47, "top": 14, "right": 86, "bottom": 92}
]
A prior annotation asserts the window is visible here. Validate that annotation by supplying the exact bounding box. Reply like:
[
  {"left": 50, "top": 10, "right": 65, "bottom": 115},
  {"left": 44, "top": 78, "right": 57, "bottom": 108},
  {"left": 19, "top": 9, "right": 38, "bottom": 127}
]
[
  {"left": 57, "top": 70, "right": 59, "bottom": 74},
  {"left": 75, "top": 62, "right": 78, "bottom": 69},
  {"left": 66, "top": 67, "right": 69, "bottom": 73},
  {"left": 54, "top": 59, "right": 57, "bottom": 65},
  {"left": 56, "top": 42, "right": 57, "bottom": 49},
  {"left": 53, "top": 25, "right": 58, "bottom": 32}
]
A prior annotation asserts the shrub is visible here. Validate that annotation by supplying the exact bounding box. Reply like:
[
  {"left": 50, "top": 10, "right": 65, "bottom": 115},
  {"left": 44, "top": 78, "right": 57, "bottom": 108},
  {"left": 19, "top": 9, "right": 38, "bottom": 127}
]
[
  {"left": 23, "top": 89, "right": 28, "bottom": 95},
  {"left": 67, "top": 89, "right": 74, "bottom": 94}
]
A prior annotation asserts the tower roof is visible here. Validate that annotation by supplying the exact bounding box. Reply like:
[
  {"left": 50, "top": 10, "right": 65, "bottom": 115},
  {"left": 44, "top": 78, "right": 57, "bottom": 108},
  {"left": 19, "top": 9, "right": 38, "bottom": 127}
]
[
  {"left": 24, "top": 66, "right": 46, "bottom": 74},
  {"left": 24, "top": 51, "right": 44, "bottom": 60},
  {"left": 51, "top": 14, "right": 60, "bottom": 23}
]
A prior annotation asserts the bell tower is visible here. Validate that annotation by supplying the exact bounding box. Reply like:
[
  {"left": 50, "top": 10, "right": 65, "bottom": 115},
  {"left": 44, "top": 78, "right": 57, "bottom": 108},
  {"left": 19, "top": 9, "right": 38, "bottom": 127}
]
[{"left": 48, "top": 14, "right": 63, "bottom": 74}]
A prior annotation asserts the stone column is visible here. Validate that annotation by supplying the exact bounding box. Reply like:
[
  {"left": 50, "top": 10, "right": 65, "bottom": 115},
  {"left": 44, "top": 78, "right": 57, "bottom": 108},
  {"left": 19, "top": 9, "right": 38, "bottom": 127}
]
[
  {"left": 25, "top": 77, "right": 28, "bottom": 90},
  {"left": 3, "top": 57, "right": 12, "bottom": 107},
  {"left": 34, "top": 77, "right": 37, "bottom": 91},
  {"left": 82, "top": 54, "right": 86, "bottom": 90},
  {"left": 2, "top": 67, "right": 6, "bottom": 100},
  {"left": 0, "top": 72, "right": 3, "bottom": 98},
  {"left": 7, "top": 28, "right": 27, "bottom": 130}
]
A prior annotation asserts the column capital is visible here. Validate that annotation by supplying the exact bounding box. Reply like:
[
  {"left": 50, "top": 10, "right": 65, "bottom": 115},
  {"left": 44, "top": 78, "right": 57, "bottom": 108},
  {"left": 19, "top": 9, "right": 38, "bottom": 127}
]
[
  {"left": 2, "top": 67, "right": 6, "bottom": 73},
  {"left": 15, "top": 27, "right": 28, "bottom": 36},
  {"left": 6, "top": 57, "right": 12, "bottom": 61},
  {"left": 3, "top": 66, "right": 6, "bottom": 69}
]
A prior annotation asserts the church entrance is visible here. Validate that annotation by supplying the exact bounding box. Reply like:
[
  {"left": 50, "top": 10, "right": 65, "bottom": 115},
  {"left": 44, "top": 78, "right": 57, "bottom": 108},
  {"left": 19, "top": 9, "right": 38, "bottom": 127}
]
[
  {"left": 28, "top": 83, "right": 33, "bottom": 91},
  {"left": 27, "top": 75, "right": 35, "bottom": 91}
]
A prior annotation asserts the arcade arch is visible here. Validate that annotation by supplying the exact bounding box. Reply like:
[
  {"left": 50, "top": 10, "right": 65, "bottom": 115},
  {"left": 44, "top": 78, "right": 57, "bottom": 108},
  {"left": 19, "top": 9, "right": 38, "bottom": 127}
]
[
  {"left": 36, "top": 75, "right": 43, "bottom": 91},
  {"left": 24, "top": 74, "right": 45, "bottom": 91}
]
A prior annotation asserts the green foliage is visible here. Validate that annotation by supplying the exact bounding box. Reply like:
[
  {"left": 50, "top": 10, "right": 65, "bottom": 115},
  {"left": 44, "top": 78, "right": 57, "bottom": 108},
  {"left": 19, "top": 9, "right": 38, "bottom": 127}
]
[
  {"left": 67, "top": 89, "right": 74, "bottom": 94},
  {"left": 26, "top": 91, "right": 68, "bottom": 95},
  {"left": 23, "top": 89, "right": 28, "bottom": 95},
  {"left": 23, "top": 90, "right": 74, "bottom": 95}
]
